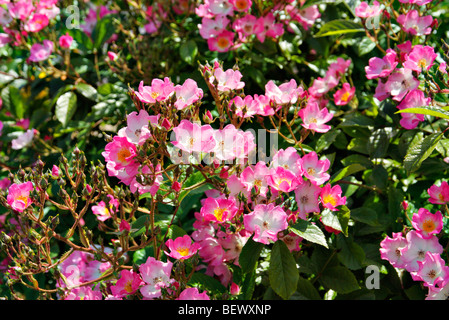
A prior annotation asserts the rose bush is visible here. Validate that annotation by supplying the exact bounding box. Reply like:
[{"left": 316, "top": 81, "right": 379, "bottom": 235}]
[{"left": 0, "top": 0, "right": 449, "bottom": 301}]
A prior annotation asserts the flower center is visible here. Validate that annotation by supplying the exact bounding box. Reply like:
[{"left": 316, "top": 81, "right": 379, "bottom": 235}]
[
  {"left": 307, "top": 167, "right": 316, "bottom": 176},
  {"left": 243, "top": 24, "right": 253, "bottom": 33},
  {"left": 418, "top": 250, "right": 426, "bottom": 259},
  {"left": 214, "top": 207, "right": 226, "bottom": 221},
  {"left": 427, "top": 270, "right": 437, "bottom": 279},
  {"left": 188, "top": 137, "right": 195, "bottom": 148},
  {"left": 16, "top": 195, "right": 29, "bottom": 207},
  {"left": 308, "top": 117, "right": 317, "bottom": 123},
  {"left": 176, "top": 247, "right": 190, "bottom": 257},
  {"left": 117, "top": 148, "right": 131, "bottom": 163},
  {"left": 152, "top": 277, "right": 163, "bottom": 285},
  {"left": 235, "top": 0, "right": 248, "bottom": 10},
  {"left": 124, "top": 280, "right": 134, "bottom": 293},
  {"left": 422, "top": 219, "right": 436, "bottom": 233},
  {"left": 341, "top": 91, "right": 351, "bottom": 102},
  {"left": 418, "top": 58, "right": 427, "bottom": 69},
  {"left": 323, "top": 194, "right": 337, "bottom": 207},
  {"left": 217, "top": 37, "right": 230, "bottom": 49},
  {"left": 150, "top": 91, "right": 160, "bottom": 99}
]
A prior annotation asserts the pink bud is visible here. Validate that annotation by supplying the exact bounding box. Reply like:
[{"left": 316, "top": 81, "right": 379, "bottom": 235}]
[
  {"left": 172, "top": 181, "right": 182, "bottom": 192},
  {"left": 230, "top": 283, "right": 240, "bottom": 295},
  {"left": 431, "top": 18, "right": 438, "bottom": 29},
  {"left": 107, "top": 51, "right": 118, "bottom": 61},
  {"left": 85, "top": 184, "right": 92, "bottom": 194},
  {"left": 119, "top": 220, "right": 131, "bottom": 232},
  {"left": 203, "top": 110, "right": 213, "bottom": 123},
  {"left": 219, "top": 167, "right": 229, "bottom": 179},
  {"left": 401, "top": 200, "right": 408, "bottom": 211},
  {"left": 161, "top": 118, "right": 171, "bottom": 130},
  {"left": 51, "top": 165, "right": 60, "bottom": 178},
  {"left": 59, "top": 33, "right": 73, "bottom": 49}
]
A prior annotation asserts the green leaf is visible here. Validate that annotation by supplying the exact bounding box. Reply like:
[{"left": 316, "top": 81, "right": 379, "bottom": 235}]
[
  {"left": 2, "top": 86, "right": 25, "bottom": 119},
  {"left": 368, "top": 128, "right": 395, "bottom": 159},
  {"left": 189, "top": 272, "right": 227, "bottom": 294},
  {"left": 180, "top": 40, "right": 198, "bottom": 65},
  {"left": 167, "top": 224, "right": 187, "bottom": 240},
  {"left": 55, "top": 91, "right": 77, "bottom": 127},
  {"left": 293, "top": 276, "right": 322, "bottom": 300},
  {"left": 75, "top": 83, "right": 98, "bottom": 102},
  {"left": 349, "top": 207, "right": 379, "bottom": 226},
  {"left": 290, "top": 220, "right": 328, "bottom": 248},
  {"left": 315, "top": 129, "right": 341, "bottom": 153},
  {"left": 314, "top": 20, "right": 364, "bottom": 37},
  {"left": 91, "top": 15, "right": 115, "bottom": 49},
  {"left": 320, "top": 206, "right": 350, "bottom": 237},
  {"left": 336, "top": 234, "right": 366, "bottom": 270},
  {"left": 69, "top": 28, "right": 93, "bottom": 52},
  {"left": 396, "top": 105, "right": 449, "bottom": 120},
  {"left": 177, "top": 171, "right": 213, "bottom": 204},
  {"left": 330, "top": 163, "right": 365, "bottom": 184},
  {"left": 320, "top": 266, "right": 360, "bottom": 294},
  {"left": 239, "top": 236, "right": 264, "bottom": 274},
  {"left": 404, "top": 132, "right": 445, "bottom": 172},
  {"left": 302, "top": 0, "right": 341, "bottom": 8},
  {"left": 356, "top": 36, "right": 376, "bottom": 56},
  {"left": 269, "top": 241, "right": 299, "bottom": 300},
  {"left": 130, "top": 216, "right": 149, "bottom": 238}
]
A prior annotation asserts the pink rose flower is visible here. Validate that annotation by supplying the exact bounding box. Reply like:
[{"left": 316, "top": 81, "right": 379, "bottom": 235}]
[{"left": 7, "top": 181, "right": 34, "bottom": 212}]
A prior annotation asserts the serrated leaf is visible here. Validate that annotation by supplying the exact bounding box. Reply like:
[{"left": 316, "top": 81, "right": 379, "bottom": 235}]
[
  {"left": 396, "top": 105, "right": 449, "bottom": 120},
  {"left": 320, "top": 266, "right": 360, "bottom": 294},
  {"left": 167, "top": 224, "right": 187, "bottom": 239},
  {"left": 55, "top": 91, "right": 77, "bottom": 127},
  {"left": 239, "top": 236, "right": 264, "bottom": 274},
  {"left": 315, "top": 129, "right": 341, "bottom": 153},
  {"left": 269, "top": 241, "right": 299, "bottom": 300},
  {"left": 91, "top": 15, "right": 115, "bottom": 49},
  {"left": 290, "top": 220, "right": 328, "bottom": 248},
  {"left": 314, "top": 20, "right": 364, "bottom": 37},
  {"left": 75, "top": 83, "right": 98, "bottom": 101},
  {"left": 404, "top": 132, "right": 444, "bottom": 172},
  {"left": 320, "top": 206, "right": 350, "bottom": 237},
  {"left": 330, "top": 163, "right": 365, "bottom": 184},
  {"left": 2, "top": 86, "right": 25, "bottom": 119},
  {"left": 69, "top": 28, "right": 93, "bottom": 52}
]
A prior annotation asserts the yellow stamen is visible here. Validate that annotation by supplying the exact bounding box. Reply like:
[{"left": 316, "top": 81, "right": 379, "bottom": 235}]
[
  {"left": 340, "top": 91, "right": 351, "bottom": 102},
  {"left": 422, "top": 219, "right": 436, "bottom": 233},
  {"left": 124, "top": 280, "right": 134, "bottom": 293},
  {"left": 177, "top": 247, "right": 190, "bottom": 256},
  {"left": 214, "top": 207, "right": 226, "bottom": 221},
  {"left": 323, "top": 194, "right": 337, "bottom": 207},
  {"left": 117, "top": 148, "right": 131, "bottom": 163},
  {"left": 217, "top": 37, "right": 230, "bottom": 49}
]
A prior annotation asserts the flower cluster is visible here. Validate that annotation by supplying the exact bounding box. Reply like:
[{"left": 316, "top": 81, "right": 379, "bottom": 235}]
[
  {"left": 196, "top": 0, "right": 320, "bottom": 52},
  {"left": 57, "top": 237, "right": 210, "bottom": 300},
  {"left": 358, "top": 1, "right": 443, "bottom": 130},
  {"left": 380, "top": 180, "right": 449, "bottom": 300},
  {"left": 0, "top": 0, "right": 60, "bottom": 48},
  {"left": 190, "top": 147, "right": 346, "bottom": 286}
]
